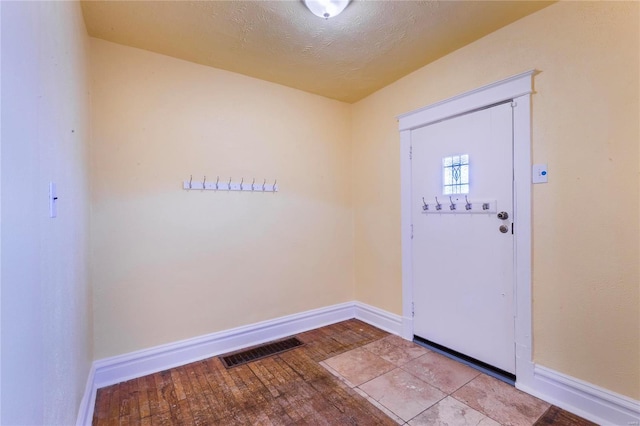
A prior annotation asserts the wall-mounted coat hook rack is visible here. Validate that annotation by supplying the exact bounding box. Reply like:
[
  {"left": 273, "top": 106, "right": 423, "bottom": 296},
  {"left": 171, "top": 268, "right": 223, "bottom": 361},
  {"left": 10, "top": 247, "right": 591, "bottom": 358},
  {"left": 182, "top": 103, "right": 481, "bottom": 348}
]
[
  {"left": 421, "top": 196, "right": 496, "bottom": 214},
  {"left": 183, "top": 176, "right": 278, "bottom": 192}
]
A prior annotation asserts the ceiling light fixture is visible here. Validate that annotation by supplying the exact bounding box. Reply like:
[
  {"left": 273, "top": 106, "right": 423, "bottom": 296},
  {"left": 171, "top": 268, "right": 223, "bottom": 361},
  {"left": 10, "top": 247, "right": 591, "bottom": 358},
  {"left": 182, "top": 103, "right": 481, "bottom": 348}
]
[{"left": 303, "top": 0, "right": 350, "bottom": 19}]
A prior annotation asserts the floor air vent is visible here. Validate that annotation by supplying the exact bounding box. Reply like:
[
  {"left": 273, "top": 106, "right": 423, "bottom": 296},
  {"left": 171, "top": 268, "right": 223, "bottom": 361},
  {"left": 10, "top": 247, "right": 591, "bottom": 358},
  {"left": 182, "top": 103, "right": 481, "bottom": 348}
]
[{"left": 220, "top": 337, "right": 304, "bottom": 368}]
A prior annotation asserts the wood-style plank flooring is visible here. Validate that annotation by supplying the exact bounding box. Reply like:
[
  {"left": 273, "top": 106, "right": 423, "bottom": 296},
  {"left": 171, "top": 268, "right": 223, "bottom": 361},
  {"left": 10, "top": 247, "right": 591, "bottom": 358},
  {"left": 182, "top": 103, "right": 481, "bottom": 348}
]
[
  {"left": 534, "top": 406, "right": 597, "bottom": 426},
  {"left": 93, "top": 320, "right": 596, "bottom": 425},
  {"left": 93, "top": 319, "right": 395, "bottom": 425}
]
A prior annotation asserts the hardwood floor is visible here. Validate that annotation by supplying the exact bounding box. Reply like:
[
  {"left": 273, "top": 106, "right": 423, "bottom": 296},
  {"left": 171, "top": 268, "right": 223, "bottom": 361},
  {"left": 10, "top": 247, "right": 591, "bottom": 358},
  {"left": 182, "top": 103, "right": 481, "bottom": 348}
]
[
  {"left": 93, "top": 319, "right": 395, "bottom": 425},
  {"left": 534, "top": 406, "right": 597, "bottom": 426},
  {"left": 93, "top": 320, "right": 596, "bottom": 425}
]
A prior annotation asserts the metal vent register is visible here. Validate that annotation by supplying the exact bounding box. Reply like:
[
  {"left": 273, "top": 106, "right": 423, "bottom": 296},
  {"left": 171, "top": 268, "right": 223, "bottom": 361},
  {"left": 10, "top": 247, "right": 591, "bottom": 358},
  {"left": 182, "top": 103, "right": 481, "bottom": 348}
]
[{"left": 219, "top": 337, "right": 303, "bottom": 368}]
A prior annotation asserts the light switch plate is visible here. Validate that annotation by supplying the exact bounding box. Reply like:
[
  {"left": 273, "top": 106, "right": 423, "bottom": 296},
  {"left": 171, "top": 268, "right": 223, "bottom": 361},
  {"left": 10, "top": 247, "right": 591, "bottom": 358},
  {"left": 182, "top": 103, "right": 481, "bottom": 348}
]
[{"left": 532, "top": 164, "right": 548, "bottom": 184}]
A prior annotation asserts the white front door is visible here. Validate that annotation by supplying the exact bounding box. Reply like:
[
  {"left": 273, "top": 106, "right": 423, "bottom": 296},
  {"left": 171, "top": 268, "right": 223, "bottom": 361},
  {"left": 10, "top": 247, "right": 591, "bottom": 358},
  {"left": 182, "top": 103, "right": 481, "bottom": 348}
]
[{"left": 411, "top": 101, "right": 515, "bottom": 374}]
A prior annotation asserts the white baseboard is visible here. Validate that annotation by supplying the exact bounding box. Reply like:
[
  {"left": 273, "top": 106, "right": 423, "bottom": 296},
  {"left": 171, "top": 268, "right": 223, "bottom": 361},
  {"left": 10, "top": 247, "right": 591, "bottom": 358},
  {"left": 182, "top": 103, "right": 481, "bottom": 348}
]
[
  {"left": 88, "top": 301, "right": 404, "bottom": 394},
  {"left": 75, "top": 302, "right": 358, "bottom": 425},
  {"left": 77, "top": 301, "right": 640, "bottom": 426},
  {"left": 517, "top": 365, "right": 640, "bottom": 426},
  {"left": 92, "top": 302, "right": 355, "bottom": 390},
  {"left": 354, "top": 301, "right": 403, "bottom": 336},
  {"left": 75, "top": 363, "right": 96, "bottom": 426}
]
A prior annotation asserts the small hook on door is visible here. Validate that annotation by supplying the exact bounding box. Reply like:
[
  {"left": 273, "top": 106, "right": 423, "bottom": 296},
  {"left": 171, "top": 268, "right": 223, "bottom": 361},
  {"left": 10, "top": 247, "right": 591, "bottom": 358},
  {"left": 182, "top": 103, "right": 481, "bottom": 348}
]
[
  {"left": 422, "top": 197, "right": 429, "bottom": 211},
  {"left": 202, "top": 176, "right": 206, "bottom": 189},
  {"left": 435, "top": 196, "right": 442, "bottom": 211},
  {"left": 189, "top": 175, "right": 193, "bottom": 189},
  {"left": 465, "top": 195, "right": 472, "bottom": 210},
  {"left": 449, "top": 196, "right": 456, "bottom": 210},
  {"left": 215, "top": 176, "right": 220, "bottom": 190}
]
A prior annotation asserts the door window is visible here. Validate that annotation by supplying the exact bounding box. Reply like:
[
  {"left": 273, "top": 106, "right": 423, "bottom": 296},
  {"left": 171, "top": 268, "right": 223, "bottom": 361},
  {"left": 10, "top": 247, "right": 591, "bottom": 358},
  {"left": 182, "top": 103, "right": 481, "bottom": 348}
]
[{"left": 443, "top": 154, "right": 469, "bottom": 194}]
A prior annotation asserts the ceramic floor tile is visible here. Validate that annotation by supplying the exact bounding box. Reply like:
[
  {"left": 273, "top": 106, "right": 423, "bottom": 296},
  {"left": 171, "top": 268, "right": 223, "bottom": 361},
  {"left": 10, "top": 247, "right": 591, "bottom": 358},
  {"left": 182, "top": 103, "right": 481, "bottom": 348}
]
[
  {"left": 402, "top": 351, "right": 480, "bottom": 394},
  {"left": 453, "top": 374, "right": 551, "bottom": 426},
  {"left": 359, "top": 368, "right": 446, "bottom": 422},
  {"left": 353, "top": 388, "right": 405, "bottom": 425},
  {"left": 319, "top": 361, "right": 358, "bottom": 388},
  {"left": 408, "top": 396, "right": 501, "bottom": 426},
  {"left": 323, "top": 347, "right": 396, "bottom": 386},
  {"left": 364, "top": 336, "right": 430, "bottom": 366},
  {"left": 384, "top": 334, "right": 426, "bottom": 350}
]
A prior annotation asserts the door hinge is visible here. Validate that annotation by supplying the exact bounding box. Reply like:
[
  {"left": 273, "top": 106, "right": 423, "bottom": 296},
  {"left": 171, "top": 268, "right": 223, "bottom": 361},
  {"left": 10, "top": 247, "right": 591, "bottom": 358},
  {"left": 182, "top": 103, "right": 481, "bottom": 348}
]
[
  {"left": 411, "top": 302, "right": 415, "bottom": 317},
  {"left": 409, "top": 145, "right": 413, "bottom": 160},
  {"left": 411, "top": 224, "right": 414, "bottom": 240}
]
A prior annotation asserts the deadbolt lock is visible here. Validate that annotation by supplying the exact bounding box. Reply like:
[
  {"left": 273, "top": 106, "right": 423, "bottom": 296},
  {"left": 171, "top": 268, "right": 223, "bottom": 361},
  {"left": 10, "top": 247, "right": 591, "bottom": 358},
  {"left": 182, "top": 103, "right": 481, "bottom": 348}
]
[
  {"left": 497, "top": 211, "right": 509, "bottom": 220},
  {"left": 499, "top": 225, "right": 509, "bottom": 234}
]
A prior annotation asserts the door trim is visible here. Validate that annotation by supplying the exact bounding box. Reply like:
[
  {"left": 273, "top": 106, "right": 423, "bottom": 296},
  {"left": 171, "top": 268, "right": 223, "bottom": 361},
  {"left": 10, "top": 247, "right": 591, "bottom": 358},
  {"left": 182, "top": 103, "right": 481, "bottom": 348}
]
[{"left": 397, "top": 70, "right": 535, "bottom": 387}]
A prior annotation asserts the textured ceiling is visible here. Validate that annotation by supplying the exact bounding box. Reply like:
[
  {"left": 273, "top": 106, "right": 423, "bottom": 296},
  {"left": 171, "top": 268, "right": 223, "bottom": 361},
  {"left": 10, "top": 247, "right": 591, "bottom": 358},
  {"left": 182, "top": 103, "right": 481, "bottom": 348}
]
[{"left": 81, "top": 0, "right": 553, "bottom": 103}]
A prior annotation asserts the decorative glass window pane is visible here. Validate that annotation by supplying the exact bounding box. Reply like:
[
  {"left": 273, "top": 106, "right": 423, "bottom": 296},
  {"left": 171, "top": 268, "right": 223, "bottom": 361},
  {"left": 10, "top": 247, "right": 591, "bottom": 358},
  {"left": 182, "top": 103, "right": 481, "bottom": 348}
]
[{"left": 443, "top": 154, "right": 469, "bottom": 194}]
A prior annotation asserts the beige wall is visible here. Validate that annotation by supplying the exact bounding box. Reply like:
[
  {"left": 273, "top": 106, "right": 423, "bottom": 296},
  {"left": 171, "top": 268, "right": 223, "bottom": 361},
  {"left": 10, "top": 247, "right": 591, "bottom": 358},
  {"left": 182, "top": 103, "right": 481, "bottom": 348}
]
[
  {"left": 352, "top": 1, "right": 639, "bottom": 399},
  {"left": 89, "top": 0, "right": 639, "bottom": 402},
  {"left": 1, "top": 1, "right": 93, "bottom": 423},
  {"left": 90, "top": 39, "right": 353, "bottom": 359}
]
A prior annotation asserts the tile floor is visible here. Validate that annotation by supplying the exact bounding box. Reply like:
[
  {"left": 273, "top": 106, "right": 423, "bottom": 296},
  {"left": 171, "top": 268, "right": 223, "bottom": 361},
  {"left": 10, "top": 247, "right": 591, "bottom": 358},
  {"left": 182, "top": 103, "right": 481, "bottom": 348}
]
[{"left": 321, "top": 334, "right": 552, "bottom": 426}]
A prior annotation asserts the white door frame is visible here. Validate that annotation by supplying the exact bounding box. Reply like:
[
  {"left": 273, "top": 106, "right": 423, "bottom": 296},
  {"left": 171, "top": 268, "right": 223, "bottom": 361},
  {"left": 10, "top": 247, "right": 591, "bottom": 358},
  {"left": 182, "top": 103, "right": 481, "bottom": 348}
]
[{"left": 397, "top": 70, "right": 535, "bottom": 387}]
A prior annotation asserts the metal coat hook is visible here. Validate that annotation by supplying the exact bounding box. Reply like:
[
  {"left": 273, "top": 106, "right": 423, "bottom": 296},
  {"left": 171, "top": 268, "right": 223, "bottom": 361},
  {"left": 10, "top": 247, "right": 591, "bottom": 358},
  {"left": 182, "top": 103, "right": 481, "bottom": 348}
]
[
  {"left": 273, "top": 179, "right": 277, "bottom": 192},
  {"left": 449, "top": 196, "right": 456, "bottom": 210},
  {"left": 215, "top": 176, "right": 220, "bottom": 190},
  {"left": 422, "top": 197, "right": 429, "bottom": 211},
  {"left": 251, "top": 178, "right": 255, "bottom": 191},
  {"left": 262, "top": 179, "right": 266, "bottom": 191},
  {"left": 240, "top": 177, "right": 244, "bottom": 190},
  {"left": 465, "top": 195, "right": 472, "bottom": 210},
  {"left": 435, "top": 196, "right": 442, "bottom": 211},
  {"left": 189, "top": 175, "right": 193, "bottom": 189},
  {"left": 202, "top": 176, "right": 207, "bottom": 189}
]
